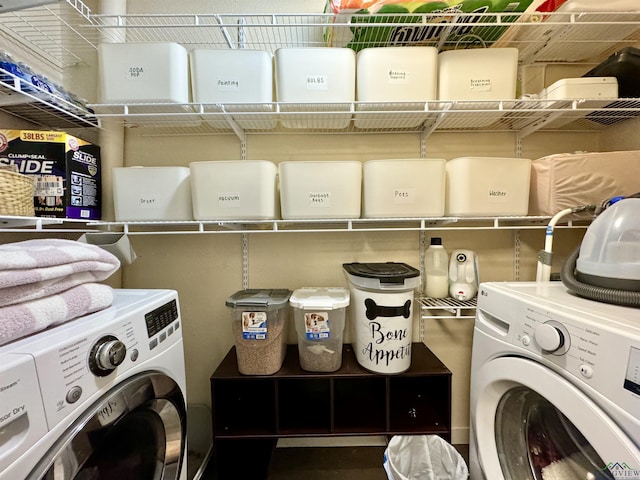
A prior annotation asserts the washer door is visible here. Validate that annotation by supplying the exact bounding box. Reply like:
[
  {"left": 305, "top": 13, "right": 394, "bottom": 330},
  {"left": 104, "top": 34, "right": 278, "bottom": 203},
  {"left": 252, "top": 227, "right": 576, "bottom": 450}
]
[
  {"left": 28, "top": 372, "right": 186, "bottom": 480},
  {"left": 473, "top": 357, "right": 640, "bottom": 480}
]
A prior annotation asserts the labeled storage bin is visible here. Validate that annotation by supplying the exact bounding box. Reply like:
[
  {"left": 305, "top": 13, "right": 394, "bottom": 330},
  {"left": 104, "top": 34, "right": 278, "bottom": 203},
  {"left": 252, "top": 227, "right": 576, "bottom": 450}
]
[
  {"left": 362, "top": 159, "right": 446, "bottom": 218},
  {"left": 275, "top": 47, "right": 356, "bottom": 129},
  {"left": 112, "top": 166, "right": 193, "bottom": 221},
  {"left": 98, "top": 42, "right": 189, "bottom": 103},
  {"left": 529, "top": 150, "right": 640, "bottom": 216},
  {"left": 190, "top": 49, "right": 276, "bottom": 130},
  {"left": 445, "top": 157, "right": 531, "bottom": 216},
  {"left": 278, "top": 161, "right": 362, "bottom": 219},
  {"left": 225, "top": 289, "right": 292, "bottom": 376},
  {"left": 343, "top": 262, "right": 421, "bottom": 374},
  {"left": 290, "top": 287, "right": 350, "bottom": 372},
  {"left": 355, "top": 47, "right": 438, "bottom": 129},
  {"left": 189, "top": 160, "right": 278, "bottom": 220}
]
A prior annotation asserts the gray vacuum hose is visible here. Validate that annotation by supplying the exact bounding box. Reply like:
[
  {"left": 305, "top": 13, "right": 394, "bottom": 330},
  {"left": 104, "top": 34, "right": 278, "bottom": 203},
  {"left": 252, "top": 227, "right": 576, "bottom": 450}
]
[{"left": 561, "top": 246, "right": 640, "bottom": 308}]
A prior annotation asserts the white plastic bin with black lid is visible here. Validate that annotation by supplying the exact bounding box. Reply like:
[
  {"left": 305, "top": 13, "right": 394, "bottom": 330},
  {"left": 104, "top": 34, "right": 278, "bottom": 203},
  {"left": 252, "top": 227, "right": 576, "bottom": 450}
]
[
  {"left": 342, "top": 262, "right": 421, "bottom": 374},
  {"left": 225, "top": 289, "right": 291, "bottom": 375},
  {"left": 290, "top": 287, "right": 350, "bottom": 372}
]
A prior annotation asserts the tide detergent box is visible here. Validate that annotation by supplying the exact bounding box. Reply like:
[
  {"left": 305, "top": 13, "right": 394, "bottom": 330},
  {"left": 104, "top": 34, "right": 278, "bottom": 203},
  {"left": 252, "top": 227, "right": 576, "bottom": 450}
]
[{"left": 0, "top": 130, "right": 101, "bottom": 219}]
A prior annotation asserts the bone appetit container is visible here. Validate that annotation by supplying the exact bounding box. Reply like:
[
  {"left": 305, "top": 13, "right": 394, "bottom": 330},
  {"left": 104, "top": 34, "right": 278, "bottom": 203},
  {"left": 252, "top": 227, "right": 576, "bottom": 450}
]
[{"left": 342, "top": 262, "right": 421, "bottom": 374}]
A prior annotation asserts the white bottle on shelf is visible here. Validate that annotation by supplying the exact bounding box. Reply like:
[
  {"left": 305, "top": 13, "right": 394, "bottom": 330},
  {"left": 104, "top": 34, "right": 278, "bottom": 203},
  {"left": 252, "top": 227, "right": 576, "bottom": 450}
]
[{"left": 424, "top": 237, "right": 450, "bottom": 298}]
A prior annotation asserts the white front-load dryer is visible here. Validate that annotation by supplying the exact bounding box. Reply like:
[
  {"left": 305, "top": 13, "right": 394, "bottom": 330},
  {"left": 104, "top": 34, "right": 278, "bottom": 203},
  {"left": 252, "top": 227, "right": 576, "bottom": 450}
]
[
  {"left": 469, "top": 282, "right": 640, "bottom": 480},
  {"left": 0, "top": 289, "right": 188, "bottom": 480}
]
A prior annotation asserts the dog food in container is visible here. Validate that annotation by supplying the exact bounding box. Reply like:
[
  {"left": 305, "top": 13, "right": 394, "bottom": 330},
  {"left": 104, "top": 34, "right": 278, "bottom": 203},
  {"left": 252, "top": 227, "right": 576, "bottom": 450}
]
[
  {"left": 363, "top": 159, "right": 446, "bottom": 218},
  {"left": 279, "top": 161, "right": 362, "bottom": 219},
  {"left": 445, "top": 157, "right": 532, "bottom": 216},
  {"left": 343, "top": 262, "right": 421, "bottom": 374},
  {"left": 225, "top": 289, "right": 292, "bottom": 376},
  {"left": 189, "top": 160, "right": 278, "bottom": 220},
  {"left": 275, "top": 47, "right": 355, "bottom": 129},
  {"left": 98, "top": 42, "right": 189, "bottom": 103},
  {"left": 112, "top": 166, "right": 193, "bottom": 221},
  {"left": 290, "top": 287, "right": 350, "bottom": 372}
]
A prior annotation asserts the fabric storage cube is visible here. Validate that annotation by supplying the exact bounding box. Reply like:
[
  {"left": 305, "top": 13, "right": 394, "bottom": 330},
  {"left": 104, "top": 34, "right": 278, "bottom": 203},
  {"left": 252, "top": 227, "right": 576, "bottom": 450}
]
[
  {"left": 290, "top": 287, "right": 349, "bottom": 373},
  {"left": 355, "top": 47, "right": 438, "bottom": 129},
  {"left": 278, "top": 161, "right": 362, "bottom": 219},
  {"left": 189, "top": 160, "right": 278, "bottom": 220},
  {"left": 98, "top": 42, "right": 189, "bottom": 103},
  {"left": 275, "top": 47, "right": 355, "bottom": 129},
  {"left": 189, "top": 49, "right": 276, "bottom": 130},
  {"left": 529, "top": 150, "right": 640, "bottom": 216},
  {"left": 226, "top": 289, "right": 292, "bottom": 376},
  {"left": 445, "top": 157, "right": 531, "bottom": 216},
  {"left": 112, "top": 166, "right": 193, "bottom": 221},
  {"left": 362, "top": 159, "right": 446, "bottom": 218},
  {"left": 437, "top": 48, "right": 518, "bottom": 128}
]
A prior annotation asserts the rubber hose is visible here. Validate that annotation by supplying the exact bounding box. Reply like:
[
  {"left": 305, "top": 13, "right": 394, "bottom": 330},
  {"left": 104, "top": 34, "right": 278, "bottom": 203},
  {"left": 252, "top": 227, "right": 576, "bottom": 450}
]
[{"left": 561, "top": 246, "right": 640, "bottom": 308}]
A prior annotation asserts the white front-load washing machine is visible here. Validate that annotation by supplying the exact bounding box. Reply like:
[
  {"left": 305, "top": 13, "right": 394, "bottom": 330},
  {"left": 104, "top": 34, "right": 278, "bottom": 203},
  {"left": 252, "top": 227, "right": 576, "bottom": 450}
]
[
  {"left": 469, "top": 282, "right": 640, "bottom": 480},
  {"left": 0, "top": 289, "right": 188, "bottom": 480}
]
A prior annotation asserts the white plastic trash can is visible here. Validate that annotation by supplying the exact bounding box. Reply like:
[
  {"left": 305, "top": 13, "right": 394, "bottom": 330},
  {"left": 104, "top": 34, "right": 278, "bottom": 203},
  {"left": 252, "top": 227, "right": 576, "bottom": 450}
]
[
  {"left": 343, "top": 262, "right": 421, "bottom": 374},
  {"left": 383, "top": 435, "right": 469, "bottom": 480}
]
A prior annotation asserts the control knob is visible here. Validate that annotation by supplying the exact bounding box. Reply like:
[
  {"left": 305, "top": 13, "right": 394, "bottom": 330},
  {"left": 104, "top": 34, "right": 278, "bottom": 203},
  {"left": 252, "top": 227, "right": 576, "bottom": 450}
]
[
  {"left": 89, "top": 335, "right": 127, "bottom": 376},
  {"left": 534, "top": 321, "right": 569, "bottom": 354}
]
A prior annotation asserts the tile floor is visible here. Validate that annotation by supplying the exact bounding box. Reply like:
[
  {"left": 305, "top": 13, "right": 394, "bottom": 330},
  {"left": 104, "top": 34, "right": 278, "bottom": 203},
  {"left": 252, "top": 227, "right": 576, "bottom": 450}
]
[{"left": 197, "top": 443, "right": 470, "bottom": 479}]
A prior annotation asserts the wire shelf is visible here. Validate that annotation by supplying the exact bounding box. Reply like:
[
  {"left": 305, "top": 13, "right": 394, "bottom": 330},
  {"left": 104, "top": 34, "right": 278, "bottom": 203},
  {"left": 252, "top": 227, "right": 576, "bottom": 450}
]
[{"left": 418, "top": 296, "right": 477, "bottom": 320}]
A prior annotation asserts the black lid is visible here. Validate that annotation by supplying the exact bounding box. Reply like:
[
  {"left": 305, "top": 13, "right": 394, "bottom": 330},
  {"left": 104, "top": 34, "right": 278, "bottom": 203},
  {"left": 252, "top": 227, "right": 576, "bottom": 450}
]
[
  {"left": 342, "top": 262, "right": 420, "bottom": 284},
  {"left": 430, "top": 237, "right": 442, "bottom": 246}
]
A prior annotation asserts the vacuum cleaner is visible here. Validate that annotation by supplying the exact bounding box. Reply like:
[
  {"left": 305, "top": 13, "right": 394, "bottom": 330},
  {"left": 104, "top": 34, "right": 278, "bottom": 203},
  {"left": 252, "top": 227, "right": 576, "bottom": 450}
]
[{"left": 561, "top": 194, "right": 640, "bottom": 307}]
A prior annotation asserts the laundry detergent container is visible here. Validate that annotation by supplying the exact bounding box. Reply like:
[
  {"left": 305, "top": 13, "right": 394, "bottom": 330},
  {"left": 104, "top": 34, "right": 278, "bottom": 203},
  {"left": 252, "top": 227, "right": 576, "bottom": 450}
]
[
  {"left": 290, "top": 287, "right": 350, "bottom": 372},
  {"left": 343, "top": 262, "right": 421, "bottom": 374},
  {"left": 112, "top": 166, "right": 193, "bottom": 221},
  {"left": 225, "top": 289, "right": 292, "bottom": 375},
  {"left": 98, "top": 42, "right": 189, "bottom": 103},
  {"left": 445, "top": 157, "right": 532, "bottom": 216},
  {"left": 275, "top": 47, "right": 355, "bottom": 129},
  {"left": 279, "top": 161, "right": 362, "bottom": 219},
  {"left": 363, "top": 158, "right": 446, "bottom": 218},
  {"left": 189, "top": 160, "right": 278, "bottom": 220}
]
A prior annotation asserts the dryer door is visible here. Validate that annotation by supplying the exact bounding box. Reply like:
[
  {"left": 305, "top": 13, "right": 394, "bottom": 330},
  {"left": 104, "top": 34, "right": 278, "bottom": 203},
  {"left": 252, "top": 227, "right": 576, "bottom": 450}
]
[
  {"left": 473, "top": 357, "right": 640, "bottom": 480},
  {"left": 28, "top": 372, "right": 186, "bottom": 480}
]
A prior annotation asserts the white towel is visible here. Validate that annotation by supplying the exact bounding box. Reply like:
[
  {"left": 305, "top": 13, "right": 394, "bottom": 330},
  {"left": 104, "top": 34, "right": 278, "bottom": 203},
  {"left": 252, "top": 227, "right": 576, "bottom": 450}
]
[
  {"left": 0, "top": 238, "right": 120, "bottom": 307},
  {"left": 0, "top": 282, "right": 115, "bottom": 346}
]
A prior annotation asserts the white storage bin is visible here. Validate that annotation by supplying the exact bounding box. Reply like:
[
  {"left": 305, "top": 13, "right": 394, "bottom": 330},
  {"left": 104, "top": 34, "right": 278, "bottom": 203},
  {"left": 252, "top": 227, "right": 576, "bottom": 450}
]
[
  {"left": 275, "top": 47, "right": 355, "bottom": 129},
  {"left": 438, "top": 48, "right": 518, "bottom": 128},
  {"left": 189, "top": 49, "right": 276, "bottom": 130},
  {"left": 445, "top": 157, "right": 532, "bottom": 216},
  {"left": 98, "top": 42, "right": 189, "bottom": 103},
  {"left": 355, "top": 47, "right": 438, "bottom": 129},
  {"left": 362, "top": 159, "right": 446, "bottom": 218},
  {"left": 113, "top": 166, "right": 193, "bottom": 221},
  {"left": 189, "top": 160, "right": 278, "bottom": 220},
  {"left": 290, "top": 287, "right": 349, "bottom": 373},
  {"left": 543, "top": 77, "right": 618, "bottom": 100},
  {"left": 279, "top": 161, "right": 362, "bottom": 219}
]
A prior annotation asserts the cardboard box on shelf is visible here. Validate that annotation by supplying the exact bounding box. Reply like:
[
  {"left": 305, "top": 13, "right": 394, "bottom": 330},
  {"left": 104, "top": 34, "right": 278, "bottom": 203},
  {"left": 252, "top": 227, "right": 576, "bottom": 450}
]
[{"left": 0, "top": 130, "right": 101, "bottom": 220}]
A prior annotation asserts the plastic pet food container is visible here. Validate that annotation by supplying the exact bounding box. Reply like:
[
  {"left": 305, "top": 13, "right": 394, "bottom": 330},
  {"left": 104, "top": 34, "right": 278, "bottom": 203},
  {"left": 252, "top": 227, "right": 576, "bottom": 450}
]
[
  {"left": 445, "top": 157, "right": 532, "bottom": 216},
  {"left": 290, "top": 287, "right": 350, "bottom": 372},
  {"left": 98, "top": 42, "right": 189, "bottom": 103},
  {"left": 189, "top": 49, "right": 276, "bottom": 130},
  {"left": 278, "top": 161, "right": 362, "bottom": 219},
  {"left": 189, "top": 160, "right": 278, "bottom": 220},
  {"left": 225, "top": 289, "right": 292, "bottom": 376},
  {"left": 275, "top": 47, "right": 356, "bottom": 129},
  {"left": 355, "top": 47, "right": 438, "bottom": 129},
  {"left": 343, "top": 262, "right": 421, "bottom": 374},
  {"left": 112, "top": 166, "right": 193, "bottom": 221},
  {"left": 362, "top": 159, "right": 446, "bottom": 218}
]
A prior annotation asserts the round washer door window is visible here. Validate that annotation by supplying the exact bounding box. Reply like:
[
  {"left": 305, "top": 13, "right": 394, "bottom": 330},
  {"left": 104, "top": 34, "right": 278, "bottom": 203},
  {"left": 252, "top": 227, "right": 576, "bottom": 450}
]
[{"left": 31, "top": 373, "right": 185, "bottom": 480}]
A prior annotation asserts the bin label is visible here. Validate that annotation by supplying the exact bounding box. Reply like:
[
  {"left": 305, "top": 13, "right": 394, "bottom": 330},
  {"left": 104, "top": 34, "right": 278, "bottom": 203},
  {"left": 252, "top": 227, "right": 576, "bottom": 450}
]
[
  {"left": 242, "top": 311, "right": 267, "bottom": 340},
  {"left": 304, "top": 312, "right": 330, "bottom": 340}
]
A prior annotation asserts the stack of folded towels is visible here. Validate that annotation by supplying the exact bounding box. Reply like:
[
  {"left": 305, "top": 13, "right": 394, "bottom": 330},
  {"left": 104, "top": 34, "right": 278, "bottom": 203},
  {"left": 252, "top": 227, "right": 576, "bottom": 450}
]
[{"left": 0, "top": 238, "right": 120, "bottom": 347}]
